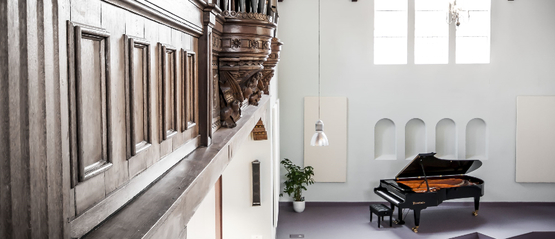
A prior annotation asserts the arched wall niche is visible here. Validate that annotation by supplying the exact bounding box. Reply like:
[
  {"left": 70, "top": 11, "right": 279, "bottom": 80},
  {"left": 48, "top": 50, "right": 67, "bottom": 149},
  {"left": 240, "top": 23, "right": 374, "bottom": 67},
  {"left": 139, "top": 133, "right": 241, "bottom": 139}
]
[
  {"left": 436, "top": 118, "right": 456, "bottom": 159},
  {"left": 466, "top": 118, "right": 487, "bottom": 160},
  {"left": 375, "top": 118, "right": 396, "bottom": 160},
  {"left": 405, "top": 118, "right": 426, "bottom": 160}
]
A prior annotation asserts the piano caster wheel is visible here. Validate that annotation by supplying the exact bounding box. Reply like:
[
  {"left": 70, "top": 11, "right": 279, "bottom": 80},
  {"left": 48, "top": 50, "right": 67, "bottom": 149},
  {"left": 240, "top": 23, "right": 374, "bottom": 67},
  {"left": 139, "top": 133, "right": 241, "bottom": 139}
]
[
  {"left": 473, "top": 210, "right": 479, "bottom": 216},
  {"left": 412, "top": 226, "right": 419, "bottom": 233}
]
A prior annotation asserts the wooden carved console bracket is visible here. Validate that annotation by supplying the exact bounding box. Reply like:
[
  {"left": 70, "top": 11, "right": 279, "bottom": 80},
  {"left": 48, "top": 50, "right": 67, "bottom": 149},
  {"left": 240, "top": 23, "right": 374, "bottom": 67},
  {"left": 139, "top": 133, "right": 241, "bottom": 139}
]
[
  {"left": 260, "top": 38, "right": 283, "bottom": 95},
  {"left": 216, "top": 10, "right": 282, "bottom": 128}
]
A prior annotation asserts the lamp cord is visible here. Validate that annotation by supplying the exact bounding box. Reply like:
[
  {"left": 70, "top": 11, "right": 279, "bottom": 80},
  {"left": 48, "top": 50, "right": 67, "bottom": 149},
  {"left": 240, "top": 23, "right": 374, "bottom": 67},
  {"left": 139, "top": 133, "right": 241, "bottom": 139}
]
[{"left": 318, "top": 0, "right": 321, "bottom": 120}]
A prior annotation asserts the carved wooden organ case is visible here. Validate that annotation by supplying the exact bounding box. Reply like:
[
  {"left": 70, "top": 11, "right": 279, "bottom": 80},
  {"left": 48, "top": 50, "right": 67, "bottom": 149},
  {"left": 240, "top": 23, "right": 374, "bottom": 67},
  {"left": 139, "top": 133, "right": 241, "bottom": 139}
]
[{"left": 213, "top": 11, "right": 283, "bottom": 129}]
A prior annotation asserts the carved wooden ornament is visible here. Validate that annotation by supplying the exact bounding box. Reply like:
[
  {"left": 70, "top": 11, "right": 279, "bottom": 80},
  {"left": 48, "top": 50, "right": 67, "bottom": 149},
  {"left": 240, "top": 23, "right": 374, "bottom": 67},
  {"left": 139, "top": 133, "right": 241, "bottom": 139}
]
[
  {"left": 252, "top": 119, "right": 268, "bottom": 140},
  {"left": 216, "top": 10, "right": 283, "bottom": 128}
]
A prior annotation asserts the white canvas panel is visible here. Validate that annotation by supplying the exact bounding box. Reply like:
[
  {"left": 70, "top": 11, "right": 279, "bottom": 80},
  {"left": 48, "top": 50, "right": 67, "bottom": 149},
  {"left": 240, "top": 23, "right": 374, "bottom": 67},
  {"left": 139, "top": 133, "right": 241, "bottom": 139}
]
[{"left": 516, "top": 96, "right": 555, "bottom": 183}]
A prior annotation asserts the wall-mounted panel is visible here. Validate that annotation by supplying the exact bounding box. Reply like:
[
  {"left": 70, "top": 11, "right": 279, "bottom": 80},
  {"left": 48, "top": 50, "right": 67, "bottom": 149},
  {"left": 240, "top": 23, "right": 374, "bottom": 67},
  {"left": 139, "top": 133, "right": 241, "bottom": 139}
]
[
  {"left": 158, "top": 43, "right": 178, "bottom": 141},
  {"left": 67, "top": 21, "right": 113, "bottom": 184},
  {"left": 436, "top": 118, "right": 456, "bottom": 159},
  {"left": 304, "top": 97, "right": 347, "bottom": 182},
  {"left": 405, "top": 118, "right": 426, "bottom": 160},
  {"left": 126, "top": 35, "right": 152, "bottom": 157},
  {"left": 516, "top": 96, "right": 555, "bottom": 183},
  {"left": 466, "top": 118, "right": 487, "bottom": 160},
  {"left": 375, "top": 118, "right": 396, "bottom": 160}
]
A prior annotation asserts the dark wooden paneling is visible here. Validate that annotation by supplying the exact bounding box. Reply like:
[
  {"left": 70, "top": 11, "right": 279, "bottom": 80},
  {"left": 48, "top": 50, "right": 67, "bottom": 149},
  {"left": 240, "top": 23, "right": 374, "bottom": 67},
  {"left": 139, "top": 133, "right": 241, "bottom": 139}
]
[
  {"left": 77, "top": 37, "right": 105, "bottom": 170},
  {"left": 126, "top": 36, "right": 152, "bottom": 157},
  {"left": 83, "top": 96, "right": 270, "bottom": 239},
  {"left": 67, "top": 21, "right": 112, "bottom": 216},
  {"left": 158, "top": 43, "right": 178, "bottom": 142},
  {"left": 198, "top": 13, "right": 214, "bottom": 146},
  {"left": 182, "top": 50, "right": 198, "bottom": 133},
  {"left": 165, "top": 50, "right": 177, "bottom": 134},
  {"left": 70, "top": 137, "right": 199, "bottom": 238},
  {"left": 132, "top": 45, "right": 147, "bottom": 146},
  {"left": 144, "top": 16, "right": 161, "bottom": 167},
  {"left": 70, "top": 0, "right": 100, "bottom": 26},
  {"left": 29, "top": 1, "right": 50, "bottom": 238},
  {"left": 102, "top": 0, "right": 203, "bottom": 37},
  {"left": 186, "top": 51, "right": 197, "bottom": 130},
  {"left": 45, "top": 0, "right": 66, "bottom": 236},
  {"left": 125, "top": 34, "right": 156, "bottom": 179},
  {"left": 1, "top": 0, "right": 66, "bottom": 237},
  {"left": 211, "top": 52, "right": 220, "bottom": 132},
  {"left": 59, "top": 0, "right": 72, "bottom": 231},
  {"left": 68, "top": 22, "right": 112, "bottom": 183},
  {"left": 0, "top": 0, "right": 12, "bottom": 237},
  {"left": 102, "top": 3, "right": 129, "bottom": 196},
  {"left": 74, "top": 173, "right": 105, "bottom": 215},
  {"left": 8, "top": 0, "right": 32, "bottom": 234}
]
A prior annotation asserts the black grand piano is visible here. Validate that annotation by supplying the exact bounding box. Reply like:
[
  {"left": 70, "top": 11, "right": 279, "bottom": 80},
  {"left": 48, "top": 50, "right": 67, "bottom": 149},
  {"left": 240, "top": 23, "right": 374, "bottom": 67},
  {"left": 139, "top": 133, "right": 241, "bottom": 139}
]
[{"left": 374, "top": 152, "right": 484, "bottom": 233}]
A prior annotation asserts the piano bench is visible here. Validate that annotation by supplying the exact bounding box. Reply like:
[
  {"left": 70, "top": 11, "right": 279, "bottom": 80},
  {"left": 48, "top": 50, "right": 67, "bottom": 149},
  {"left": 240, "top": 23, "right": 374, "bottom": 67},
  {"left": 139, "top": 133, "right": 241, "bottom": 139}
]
[{"left": 369, "top": 204, "right": 393, "bottom": 228}]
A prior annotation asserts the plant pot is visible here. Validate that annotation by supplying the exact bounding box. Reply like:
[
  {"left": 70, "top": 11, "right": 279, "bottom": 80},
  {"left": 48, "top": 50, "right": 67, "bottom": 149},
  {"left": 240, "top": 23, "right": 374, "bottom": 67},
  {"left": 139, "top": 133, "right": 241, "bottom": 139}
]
[{"left": 293, "top": 201, "right": 305, "bottom": 213}]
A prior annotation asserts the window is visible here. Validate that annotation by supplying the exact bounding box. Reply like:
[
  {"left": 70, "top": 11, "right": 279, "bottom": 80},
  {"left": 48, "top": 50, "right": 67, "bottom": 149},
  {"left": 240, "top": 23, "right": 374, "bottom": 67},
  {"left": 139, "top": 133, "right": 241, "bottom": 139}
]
[
  {"left": 456, "top": 0, "right": 491, "bottom": 64},
  {"left": 415, "top": 0, "right": 449, "bottom": 64},
  {"left": 374, "top": 0, "right": 491, "bottom": 64},
  {"left": 374, "top": 0, "right": 408, "bottom": 64}
]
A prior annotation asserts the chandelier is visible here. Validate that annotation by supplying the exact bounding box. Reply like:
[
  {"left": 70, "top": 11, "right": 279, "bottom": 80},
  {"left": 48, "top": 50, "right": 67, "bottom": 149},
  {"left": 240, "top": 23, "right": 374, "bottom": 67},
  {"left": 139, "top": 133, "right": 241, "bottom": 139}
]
[{"left": 447, "top": 0, "right": 469, "bottom": 27}]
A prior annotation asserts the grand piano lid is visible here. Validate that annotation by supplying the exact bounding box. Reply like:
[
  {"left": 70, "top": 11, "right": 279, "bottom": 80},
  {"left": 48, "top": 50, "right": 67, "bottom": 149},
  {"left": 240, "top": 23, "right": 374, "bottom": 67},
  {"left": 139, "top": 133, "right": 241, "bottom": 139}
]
[{"left": 395, "top": 152, "right": 483, "bottom": 179}]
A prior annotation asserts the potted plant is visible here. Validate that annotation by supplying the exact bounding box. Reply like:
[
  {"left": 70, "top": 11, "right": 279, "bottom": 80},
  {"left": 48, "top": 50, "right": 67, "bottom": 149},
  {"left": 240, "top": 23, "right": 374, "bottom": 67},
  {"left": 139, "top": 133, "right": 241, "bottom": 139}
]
[{"left": 280, "top": 158, "right": 315, "bottom": 213}]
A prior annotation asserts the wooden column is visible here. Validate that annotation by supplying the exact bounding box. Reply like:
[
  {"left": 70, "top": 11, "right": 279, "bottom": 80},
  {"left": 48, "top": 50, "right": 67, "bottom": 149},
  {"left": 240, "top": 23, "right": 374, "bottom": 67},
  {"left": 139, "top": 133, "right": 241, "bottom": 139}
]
[
  {"left": 0, "top": 0, "right": 67, "bottom": 238},
  {"left": 199, "top": 5, "right": 218, "bottom": 146}
]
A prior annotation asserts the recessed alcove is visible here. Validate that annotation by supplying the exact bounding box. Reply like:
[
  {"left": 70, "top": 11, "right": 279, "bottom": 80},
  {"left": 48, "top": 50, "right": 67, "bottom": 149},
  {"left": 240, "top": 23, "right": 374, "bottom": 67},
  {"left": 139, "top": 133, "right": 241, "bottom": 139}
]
[
  {"left": 466, "top": 118, "right": 487, "bottom": 160},
  {"left": 375, "top": 118, "right": 396, "bottom": 160},
  {"left": 405, "top": 118, "right": 426, "bottom": 160},
  {"left": 436, "top": 118, "right": 456, "bottom": 159}
]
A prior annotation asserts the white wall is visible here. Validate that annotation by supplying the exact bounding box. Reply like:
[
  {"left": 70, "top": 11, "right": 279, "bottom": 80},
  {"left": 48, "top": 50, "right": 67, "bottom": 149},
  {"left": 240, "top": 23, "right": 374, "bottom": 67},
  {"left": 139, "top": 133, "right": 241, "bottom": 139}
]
[
  {"left": 278, "top": 0, "right": 555, "bottom": 202},
  {"left": 187, "top": 186, "right": 216, "bottom": 239},
  {"left": 222, "top": 115, "right": 275, "bottom": 239}
]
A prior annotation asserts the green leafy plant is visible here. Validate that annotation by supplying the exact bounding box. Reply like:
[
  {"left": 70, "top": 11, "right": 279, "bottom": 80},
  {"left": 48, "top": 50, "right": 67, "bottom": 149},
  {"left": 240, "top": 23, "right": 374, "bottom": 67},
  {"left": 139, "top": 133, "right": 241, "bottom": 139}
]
[{"left": 280, "top": 158, "right": 315, "bottom": 201}]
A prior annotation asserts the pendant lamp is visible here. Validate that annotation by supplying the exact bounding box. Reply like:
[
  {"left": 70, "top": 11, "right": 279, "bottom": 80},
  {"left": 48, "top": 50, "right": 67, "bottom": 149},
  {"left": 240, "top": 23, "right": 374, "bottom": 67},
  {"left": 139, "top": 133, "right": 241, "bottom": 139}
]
[{"left": 310, "top": 0, "right": 329, "bottom": 147}]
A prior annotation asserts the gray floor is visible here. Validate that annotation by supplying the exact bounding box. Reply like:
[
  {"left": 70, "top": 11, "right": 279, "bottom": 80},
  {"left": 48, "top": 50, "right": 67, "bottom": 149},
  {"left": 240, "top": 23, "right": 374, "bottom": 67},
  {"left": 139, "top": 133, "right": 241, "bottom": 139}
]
[{"left": 276, "top": 202, "right": 555, "bottom": 239}]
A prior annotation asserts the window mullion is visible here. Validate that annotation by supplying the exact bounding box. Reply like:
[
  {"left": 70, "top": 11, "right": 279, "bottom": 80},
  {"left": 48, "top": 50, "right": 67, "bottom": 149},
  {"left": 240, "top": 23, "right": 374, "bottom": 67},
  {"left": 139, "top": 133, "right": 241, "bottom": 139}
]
[
  {"left": 449, "top": 17, "right": 456, "bottom": 64},
  {"left": 407, "top": 0, "right": 415, "bottom": 65}
]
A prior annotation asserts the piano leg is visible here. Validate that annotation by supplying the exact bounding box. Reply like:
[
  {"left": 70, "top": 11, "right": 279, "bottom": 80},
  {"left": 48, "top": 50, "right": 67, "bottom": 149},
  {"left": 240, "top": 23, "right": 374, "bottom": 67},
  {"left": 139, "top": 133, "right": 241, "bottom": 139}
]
[
  {"left": 394, "top": 206, "right": 405, "bottom": 225},
  {"left": 389, "top": 204, "right": 395, "bottom": 227},
  {"left": 473, "top": 197, "right": 480, "bottom": 216},
  {"left": 412, "top": 209, "right": 421, "bottom": 233}
]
